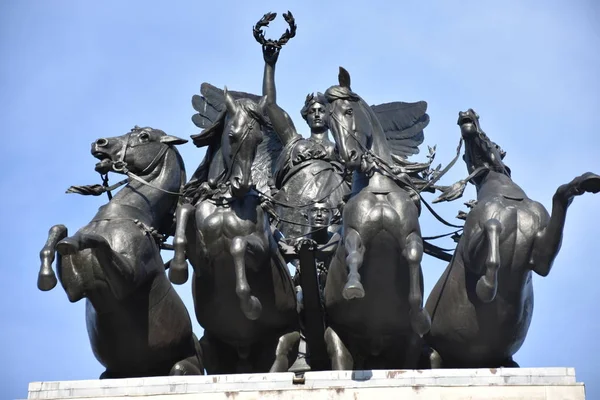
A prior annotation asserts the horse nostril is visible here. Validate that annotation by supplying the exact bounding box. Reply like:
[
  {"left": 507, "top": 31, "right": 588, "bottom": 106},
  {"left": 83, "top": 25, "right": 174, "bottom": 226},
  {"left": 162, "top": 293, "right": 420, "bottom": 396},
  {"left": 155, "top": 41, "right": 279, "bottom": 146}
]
[
  {"left": 349, "top": 149, "right": 357, "bottom": 160},
  {"left": 95, "top": 138, "right": 108, "bottom": 147}
]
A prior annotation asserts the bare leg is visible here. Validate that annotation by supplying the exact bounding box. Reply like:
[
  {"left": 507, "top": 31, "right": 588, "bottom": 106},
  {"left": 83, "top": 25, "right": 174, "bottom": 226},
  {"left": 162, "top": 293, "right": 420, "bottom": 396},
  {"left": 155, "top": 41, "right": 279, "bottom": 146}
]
[
  {"left": 169, "top": 203, "right": 194, "bottom": 284},
  {"left": 269, "top": 331, "right": 301, "bottom": 372},
  {"left": 342, "top": 228, "right": 365, "bottom": 300},
  {"left": 57, "top": 232, "right": 135, "bottom": 300},
  {"left": 38, "top": 224, "right": 68, "bottom": 291},
  {"left": 405, "top": 232, "right": 431, "bottom": 337},
  {"left": 476, "top": 219, "right": 502, "bottom": 303},
  {"left": 230, "top": 235, "right": 265, "bottom": 320},
  {"left": 324, "top": 327, "right": 353, "bottom": 370},
  {"left": 530, "top": 172, "right": 600, "bottom": 276}
]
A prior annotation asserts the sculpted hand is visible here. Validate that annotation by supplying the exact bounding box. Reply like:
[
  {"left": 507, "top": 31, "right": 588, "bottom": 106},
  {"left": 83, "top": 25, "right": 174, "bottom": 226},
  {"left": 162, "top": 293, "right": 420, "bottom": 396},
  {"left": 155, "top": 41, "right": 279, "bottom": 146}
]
[
  {"left": 278, "top": 240, "right": 296, "bottom": 256},
  {"left": 263, "top": 44, "right": 280, "bottom": 65},
  {"left": 294, "top": 238, "right": 318, "bottom": 253}
]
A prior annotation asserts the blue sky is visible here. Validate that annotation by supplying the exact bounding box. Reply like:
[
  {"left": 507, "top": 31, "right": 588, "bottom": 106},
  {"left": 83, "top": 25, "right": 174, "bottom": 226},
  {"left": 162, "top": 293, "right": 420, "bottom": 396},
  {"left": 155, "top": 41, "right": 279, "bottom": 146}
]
[{"left": 1, "top": 0, "right": 599, "bottom": 398}]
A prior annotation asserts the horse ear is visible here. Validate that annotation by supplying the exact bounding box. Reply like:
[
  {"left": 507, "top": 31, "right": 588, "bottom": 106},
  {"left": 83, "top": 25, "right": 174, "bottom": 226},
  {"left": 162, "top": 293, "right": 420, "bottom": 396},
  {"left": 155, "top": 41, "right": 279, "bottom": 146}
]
[
  {"left": 223, "top": 86, "right": 236, "bottom": 114},
  {"left": 338, "top": 67, "right": 351, "bottom": 89},
  {"left": 160, "top": 135, "right": 188, "bottom": 145}
]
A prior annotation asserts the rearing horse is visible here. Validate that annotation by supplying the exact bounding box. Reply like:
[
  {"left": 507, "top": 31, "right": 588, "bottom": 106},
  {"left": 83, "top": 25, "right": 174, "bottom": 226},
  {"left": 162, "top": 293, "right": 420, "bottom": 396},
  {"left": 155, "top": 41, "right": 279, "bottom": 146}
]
[
  {"left": 168, "top": 88, "right": 299, "bottom": 374},
  {"left": 37, "top": 127, "right": 204, "bottom": 378},
  {"left": 322, "top": 69, "right": 432, "bottom": 370},
  {"left": 425, "top": 109, "right": 600, "bottom": 368}
]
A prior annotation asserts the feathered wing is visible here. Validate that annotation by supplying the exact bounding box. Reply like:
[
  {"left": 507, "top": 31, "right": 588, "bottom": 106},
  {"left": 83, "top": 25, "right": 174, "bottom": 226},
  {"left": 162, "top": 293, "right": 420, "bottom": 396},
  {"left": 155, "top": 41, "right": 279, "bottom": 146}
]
[
  {"left": 252, "top": 125, "right": 283, "bottom": 194},
  {"left": 190, "top": 83, "right": 283, "bottom": 195},
  {"left": 370, "top": 100, "right": 429, "bottom": 158}
]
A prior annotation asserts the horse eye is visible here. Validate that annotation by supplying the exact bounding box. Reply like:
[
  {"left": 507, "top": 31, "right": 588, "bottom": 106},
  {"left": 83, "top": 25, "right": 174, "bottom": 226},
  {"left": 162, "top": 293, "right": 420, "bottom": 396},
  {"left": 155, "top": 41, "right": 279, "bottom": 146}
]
[
  {"left": 345, "top": 109, "right": 353, "bottom": 116},
  {"left": 139, "top": 132, "right": 150, "bottom": 141}
]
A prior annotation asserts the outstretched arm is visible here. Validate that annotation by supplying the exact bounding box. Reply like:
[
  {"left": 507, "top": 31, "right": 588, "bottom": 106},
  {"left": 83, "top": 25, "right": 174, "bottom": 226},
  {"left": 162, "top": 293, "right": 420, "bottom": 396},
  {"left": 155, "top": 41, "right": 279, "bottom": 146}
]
[
  {"left": 262, "top": 45, "right": 279, "bottom": 105},
  {"left": 261, "top": 45, "right": 299, "bottom": 145}
]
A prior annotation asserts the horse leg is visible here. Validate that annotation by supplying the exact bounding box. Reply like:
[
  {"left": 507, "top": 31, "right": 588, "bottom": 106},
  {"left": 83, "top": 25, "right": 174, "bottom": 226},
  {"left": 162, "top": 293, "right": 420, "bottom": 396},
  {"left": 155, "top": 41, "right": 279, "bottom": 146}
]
[
  {"left": 405, "top": 232, "right": 431, "bottom": 337},
  {"left": 429, "top": 347, "right": 443, "bottom": 369},
  {"left": 169, "top": 203, "right": 194, "bottom": 284},
  {"left": 269, "top": 331, "right": 301, "bottom": 372},
  {"left": 475, "top": 219, "right": 502, "bottom": 303},
  {"left": 324, "top": 327, "right": 353, "bottom": 370},
  {"left": 230, "top": 235, "right": 264, "bottom": 320},
  {"left": 57, "top": 233, "right": 135, "bottom": 300},
  {"left": 342, "top": 228, "right": 365, "bottom": 300},
  {"left": 38, "top": 224, "right": 68, "bottom": 291},
  {"left": 170, "top": 333, "right": 205, "bottom": 375},
  {"left": 530, "top": 172, "right": 600, "bottom": 276}
]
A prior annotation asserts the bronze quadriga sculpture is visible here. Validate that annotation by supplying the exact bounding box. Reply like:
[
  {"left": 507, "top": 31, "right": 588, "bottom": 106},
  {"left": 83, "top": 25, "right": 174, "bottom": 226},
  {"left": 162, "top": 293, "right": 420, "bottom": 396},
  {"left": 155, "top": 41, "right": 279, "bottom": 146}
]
[{"left": 36, "top": 10, "right": 598, "bottom": 380}]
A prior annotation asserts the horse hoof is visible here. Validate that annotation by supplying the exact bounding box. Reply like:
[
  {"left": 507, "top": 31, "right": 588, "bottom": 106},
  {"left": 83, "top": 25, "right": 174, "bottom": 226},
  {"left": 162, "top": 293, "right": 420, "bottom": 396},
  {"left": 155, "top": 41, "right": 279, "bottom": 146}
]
[
  {"left": 241, "top": 296, "right": 262, "bottom": 320},
  {"left": 579, "top": 173, "right": 600, "bottom": 194},
  {"left": 410, "top": 309, "right": 431, "bottom": 337},
  {"left": 37, "top": 272, "right": 57, "bottom": 291},
  {"left": 168, "top": 262, "right": 189, "bottom": 285},
  {"left": 476, "top": 277, "right": 497, "bottom": 303},
  {"left": 429, "top": 348, "right": 443, "bottom": 369},
  {"left": 170, "top": 360, "right": 202, "bottom": 376},
  {"left": 56, "top": 238, "right": 79, "bottom": 255},
  {"left": 342, "top": 281, "right": 365, "bottom": 300}
]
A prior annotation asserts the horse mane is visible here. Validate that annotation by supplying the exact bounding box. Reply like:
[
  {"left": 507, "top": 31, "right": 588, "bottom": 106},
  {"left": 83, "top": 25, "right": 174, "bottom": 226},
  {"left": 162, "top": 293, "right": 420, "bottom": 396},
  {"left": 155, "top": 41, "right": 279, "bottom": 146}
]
[
  {"left": 139, "top": 128, "right": 187, "bottom": 238},
  {"left": 324, "top": 84, "right": 384, "bottom": 139},
  {"left": 325, "top": 85, "right": 396, "bottom": 164},
  {"left": 182, "top": 98, "right": 270, "bottom": 203},
  {"left": 470, "top": 129, "right": 512, "bottom": 177}
]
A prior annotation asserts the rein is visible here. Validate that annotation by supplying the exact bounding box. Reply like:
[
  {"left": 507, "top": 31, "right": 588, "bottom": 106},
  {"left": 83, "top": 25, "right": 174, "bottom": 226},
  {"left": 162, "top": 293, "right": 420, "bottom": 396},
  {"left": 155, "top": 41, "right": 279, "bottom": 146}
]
[{"left": 329, "top": 109, "right": 464, "bottom": 230}]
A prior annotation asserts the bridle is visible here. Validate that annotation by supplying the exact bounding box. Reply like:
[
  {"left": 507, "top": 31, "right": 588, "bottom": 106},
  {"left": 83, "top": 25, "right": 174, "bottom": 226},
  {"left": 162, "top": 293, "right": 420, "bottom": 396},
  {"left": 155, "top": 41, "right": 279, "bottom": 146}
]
[
  {"left": 328, "top": 100, "right": 464, "bottom": 228},
  {"left": 99, "top": 130, "right": 183, "bottom": 199}
]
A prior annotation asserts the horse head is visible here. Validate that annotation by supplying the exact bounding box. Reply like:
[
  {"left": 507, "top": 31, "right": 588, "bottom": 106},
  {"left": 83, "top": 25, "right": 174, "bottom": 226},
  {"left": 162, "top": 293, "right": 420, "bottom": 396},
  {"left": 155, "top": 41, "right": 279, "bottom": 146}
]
[
  {"left": 222, "top": 88, "right": 267, "bottom": 197},
  {"left": 92, "top": 126, "right": 187, "bottom": 176},
  {"left": 325, "top": 68, "right": 386, "bottom": 171},
  {"left": 458, "top": 109, "right": 511, "bottom": 183}
]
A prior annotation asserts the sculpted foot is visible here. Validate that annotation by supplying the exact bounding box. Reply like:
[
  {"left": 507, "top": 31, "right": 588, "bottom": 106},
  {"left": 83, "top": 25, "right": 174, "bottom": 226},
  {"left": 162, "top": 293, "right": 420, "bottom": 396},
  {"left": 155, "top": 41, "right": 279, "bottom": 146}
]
[
  {"left": 240, "top": 295, "right": 262, "bottom": 320},
  {"left": 342, "top": 273, "right": 365, "bottom": 300},
  {"left": 168, "top": 260, "right": 189, "bottom": 285},
  {"left": 38, "top": 224, "right": 67, "bottom": 291},
  {"left": 37, "top": 271, "right": 58, "bottom": 291},
  {"left": 578, "top": 172, "right": 600, "bottom": 194}
]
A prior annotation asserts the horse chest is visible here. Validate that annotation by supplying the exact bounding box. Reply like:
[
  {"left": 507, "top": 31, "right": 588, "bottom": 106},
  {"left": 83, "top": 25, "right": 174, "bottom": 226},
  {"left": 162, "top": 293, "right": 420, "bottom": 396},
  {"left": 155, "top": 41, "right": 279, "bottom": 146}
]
[
  {"left": 471, "top": 197, "right": 543, "bottom": 238},
  {"left": 197, "top": 205, "right": 259, "bottom": 241}
]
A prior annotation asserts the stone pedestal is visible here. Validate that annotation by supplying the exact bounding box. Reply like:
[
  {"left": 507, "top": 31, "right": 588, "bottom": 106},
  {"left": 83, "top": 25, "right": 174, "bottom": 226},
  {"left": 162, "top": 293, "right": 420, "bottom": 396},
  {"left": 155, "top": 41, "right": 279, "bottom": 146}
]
[{"left": 26, "top": 367, "right": 585, "bottom": 399}]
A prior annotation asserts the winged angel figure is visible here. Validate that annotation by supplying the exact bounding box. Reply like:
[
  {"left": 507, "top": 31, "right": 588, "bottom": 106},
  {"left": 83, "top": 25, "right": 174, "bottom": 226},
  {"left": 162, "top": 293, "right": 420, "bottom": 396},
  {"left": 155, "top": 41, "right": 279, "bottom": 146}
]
[{"left": 184, "top": 82, "right": 440, "bottom": 248}]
